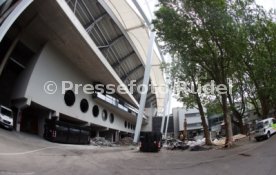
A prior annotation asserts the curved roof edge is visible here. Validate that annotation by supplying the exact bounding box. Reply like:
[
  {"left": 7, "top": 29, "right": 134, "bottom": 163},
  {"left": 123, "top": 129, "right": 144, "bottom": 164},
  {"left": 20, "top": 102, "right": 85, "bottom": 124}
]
[{"left": 99, "top": 0, "right": 166, "bottom": 112}]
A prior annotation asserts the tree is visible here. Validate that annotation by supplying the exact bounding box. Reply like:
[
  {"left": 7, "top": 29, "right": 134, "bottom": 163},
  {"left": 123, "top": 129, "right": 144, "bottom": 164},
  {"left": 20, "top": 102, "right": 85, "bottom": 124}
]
[
  {"left": 230, "top": 1, "right": 276, "bottom": 117},
  {"left": 171, "top": 58, "right": 212, "bottom": 145},
  {"left": 206, "top": 98, "right": 222, "bottom": 117},
  {"left": 154, "top": 0, "right": 276, "bottom": 147},
  {"left": 154, "top": 0, "right": 239, "bottom": 147}
]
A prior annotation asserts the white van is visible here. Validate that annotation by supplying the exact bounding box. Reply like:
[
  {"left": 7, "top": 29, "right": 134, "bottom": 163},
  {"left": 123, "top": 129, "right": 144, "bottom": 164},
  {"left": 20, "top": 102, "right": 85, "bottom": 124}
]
[
  {"left": 0, "top": 105, "right": 13, "bottom": 130},
  {"left": 255, "top": 118, "right": 276, "bottom": 141}
]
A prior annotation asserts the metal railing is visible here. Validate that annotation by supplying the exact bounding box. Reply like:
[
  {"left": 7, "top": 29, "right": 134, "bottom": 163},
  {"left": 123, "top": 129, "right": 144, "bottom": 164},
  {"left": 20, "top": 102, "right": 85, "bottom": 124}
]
[{"left": 96, "top": 92, "right": 142, "bottom": 117}]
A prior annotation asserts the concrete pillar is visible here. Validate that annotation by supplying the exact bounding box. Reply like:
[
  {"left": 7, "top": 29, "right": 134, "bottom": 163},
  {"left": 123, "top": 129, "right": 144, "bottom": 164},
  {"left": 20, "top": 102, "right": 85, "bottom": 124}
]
[
  {"left": 49, "top": 111, "right": 59, "bottom": 120},
  {"left": 114, "top": 131, "right": 119, "bottom": 142},
  {"left": 96, "top": 130, "right": 100, "bottom": 137},
  {"left": 12, "top": 98, "right": 31, "bottom": 132},
  {"left": 15, "top": 109, "right": 22, "bottom": 132},
  {"left": 48, "top": 111, "right": 52, "bottom": 119},
  {"left": 38, "top": 113, "right": 47, "bottom": 137},
  {"left": 107, "top": 132, "right": 113, "bottom": 142}
]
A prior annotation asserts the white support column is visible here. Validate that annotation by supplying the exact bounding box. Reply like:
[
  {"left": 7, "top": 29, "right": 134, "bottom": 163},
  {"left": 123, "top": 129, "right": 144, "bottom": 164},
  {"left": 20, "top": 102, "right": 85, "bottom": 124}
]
[
  {"left": 160, "top": 88, "right": 168, "bottom": 133},
  {"left": 131, "top": 0, "right": 151, "bottom": 26},
  {"left": 133, "top": 31, "right": 155, "bottom": 143},
  {"left": 164, "top": 90, "right": 172, "bottom": 139}
]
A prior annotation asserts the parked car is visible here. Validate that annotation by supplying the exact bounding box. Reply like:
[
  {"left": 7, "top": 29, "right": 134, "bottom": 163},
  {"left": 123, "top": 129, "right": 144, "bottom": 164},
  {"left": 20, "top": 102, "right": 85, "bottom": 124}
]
[
  {"left": 254, "top": 118, "right": 276, "bottom": 141},
  {"left": 0, "top": 105, "right": 13, "bottom": 130}
]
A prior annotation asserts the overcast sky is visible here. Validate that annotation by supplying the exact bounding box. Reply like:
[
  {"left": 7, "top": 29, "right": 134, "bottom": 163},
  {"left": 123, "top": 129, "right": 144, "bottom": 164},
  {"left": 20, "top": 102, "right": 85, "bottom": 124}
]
[
  {"left": 256, "top": 0, "right": 276, "bottom": 10},
  {"left": 131, "top": 0, "right": 276, "bottom": 112},
  {"left": 137, "top": 0, "right": 276, "bottom": 20}
]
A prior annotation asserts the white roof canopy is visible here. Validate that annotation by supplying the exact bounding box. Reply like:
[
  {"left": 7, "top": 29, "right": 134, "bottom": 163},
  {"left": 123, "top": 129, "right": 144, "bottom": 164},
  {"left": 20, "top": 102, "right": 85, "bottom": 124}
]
[{"left": 100, "top": 0, "right": 166, "bottom": 113}]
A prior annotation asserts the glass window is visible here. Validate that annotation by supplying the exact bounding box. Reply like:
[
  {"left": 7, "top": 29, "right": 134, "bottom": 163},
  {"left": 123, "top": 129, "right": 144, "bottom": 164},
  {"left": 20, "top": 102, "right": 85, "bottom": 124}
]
[
  {"left": 64, "top": 90, "right": 75, "bottom": 106},
  {"left": 124, "top": 121, "right": 127, "bottom": 128},
  {"left": 102, "top": 109, "right": 107, "bottom": 121},
  {"left": 92, "top": 105, "right": 99, "bottom": 117},
  {"left": 109, "top": 113, "right": 114, "bottom": 123},
  {"left": 80, "top": 99, "right": 89, "bottom": 113},
  {"left": 0, "top": 107, "right": 12, "bottom": 118},
  {"left": 256, "top": 122, "right": 264, "bottom": 129},
  {"left": 185, "top": 113, "right": 197, "bottom": 118}
]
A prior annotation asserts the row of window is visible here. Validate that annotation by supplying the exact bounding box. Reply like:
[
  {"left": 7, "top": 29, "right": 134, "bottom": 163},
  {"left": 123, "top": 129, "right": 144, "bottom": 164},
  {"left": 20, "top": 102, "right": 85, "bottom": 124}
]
[
  {"left": 124, "top": 121, "right": 135, "bottom": 130},
  {"left": 187, "top": 123, "right": 202, "bottom": 128},
  {"left": 64, "top": 90, "right": 114, "bottom": 123}
]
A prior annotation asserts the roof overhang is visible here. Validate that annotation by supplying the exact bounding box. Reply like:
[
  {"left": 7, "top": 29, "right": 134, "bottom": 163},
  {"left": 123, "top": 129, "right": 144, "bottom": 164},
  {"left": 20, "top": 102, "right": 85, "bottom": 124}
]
[
  {"left": 17, "top": 0, "right": 139, "bottom": 107},
  {"left": 98, "top": 0, "right": 166, "bottom": 113}
]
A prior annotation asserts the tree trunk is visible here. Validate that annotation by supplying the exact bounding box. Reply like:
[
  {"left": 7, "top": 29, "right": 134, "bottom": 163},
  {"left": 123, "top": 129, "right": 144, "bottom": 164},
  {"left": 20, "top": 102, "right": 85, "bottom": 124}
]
[
  {"left": 196, "top": 94, "right": 212, "bottom": 145},
  {"left": 231, "top": 118, "right": 246, "bottom": 134},
  {"left": 237, "top": 113, "right": 245, "bottom": 134},
  {"left": 227, "top": 91, "right": 246, "bottom": 134},
  {"left": 249, "top": 96, "right": 261, "bottom": 117},
  {"left": 232, "top": 109, "right": 246, "bottom": 134},
  {"left": 191, "top": 76, "right": 212, "bottom": 145},
  {"left": 259, "top": 96, "right": 270, "bottom": 119},
  {"left": 221, "top": 94, "right": 234, "bottom": 148}
]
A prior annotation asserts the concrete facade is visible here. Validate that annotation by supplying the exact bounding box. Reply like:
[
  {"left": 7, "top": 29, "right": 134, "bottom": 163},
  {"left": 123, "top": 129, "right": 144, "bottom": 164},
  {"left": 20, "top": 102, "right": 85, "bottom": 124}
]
[
  {"left": 172, "top": 107, "right": 208, "bottom": 138},
  {"left": 0, "top": 0, "right": 165, "bottom": 142},
  {"left": 12, "top": 44, "right": 135, "bottom": 133},
  {"left": 152, "top": 116, "right": 174, "bottom": 137}
]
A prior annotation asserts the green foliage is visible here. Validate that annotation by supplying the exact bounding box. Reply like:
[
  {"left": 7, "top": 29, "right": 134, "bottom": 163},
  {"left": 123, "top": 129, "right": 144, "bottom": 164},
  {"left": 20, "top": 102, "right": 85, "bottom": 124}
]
[
  {"left": 154, "top": 0, "right": 276, "bottom": 117},
  {"left": 206, "top": 99, "right": 223, "bottom": 116}
]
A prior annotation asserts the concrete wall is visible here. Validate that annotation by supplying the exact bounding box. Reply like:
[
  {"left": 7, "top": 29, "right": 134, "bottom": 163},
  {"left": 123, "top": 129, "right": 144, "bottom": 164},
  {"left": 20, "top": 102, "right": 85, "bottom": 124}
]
[
  {"left": 141, "top": 107, "right": 155, "bottom": 132},
  {"left": 173, "top": 107, "right": 208, "bottom": 131},
  {"left": 178, "top": 108, "right": 185, "bottom": 131},
  {"left": 152, "top": 116, "right": 174, "bottom": 134},
  {"left": 13, "top": 43, "right": 135, "bottom": 133},
  {"left": 186, "top": 113, "right": 202, "bottom": 124},
  {"left": 12, "top": 52, "right": 38, "bottom": 99}
]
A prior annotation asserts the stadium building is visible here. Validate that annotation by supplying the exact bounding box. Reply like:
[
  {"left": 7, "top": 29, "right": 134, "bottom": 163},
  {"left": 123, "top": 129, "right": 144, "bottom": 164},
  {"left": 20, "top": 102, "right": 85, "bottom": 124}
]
[{"left": 0, "top": 0, "right": 165, "bottom": 142}]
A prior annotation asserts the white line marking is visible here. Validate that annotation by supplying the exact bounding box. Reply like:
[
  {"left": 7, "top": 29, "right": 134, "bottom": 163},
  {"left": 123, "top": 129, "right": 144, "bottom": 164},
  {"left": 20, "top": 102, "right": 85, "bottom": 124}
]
[
  {"left": 0, "top": 146, "right": 61, "bottom": 156},
  {"left": 0, "top": 171, "right": 34, "bottom": 175}
]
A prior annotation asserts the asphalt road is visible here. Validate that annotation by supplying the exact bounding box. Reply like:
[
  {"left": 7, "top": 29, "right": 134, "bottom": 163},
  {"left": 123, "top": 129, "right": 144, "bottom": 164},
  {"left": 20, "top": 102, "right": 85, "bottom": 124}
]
[{"left": 0, "top": 128, "right": 275, "bottom": 175}]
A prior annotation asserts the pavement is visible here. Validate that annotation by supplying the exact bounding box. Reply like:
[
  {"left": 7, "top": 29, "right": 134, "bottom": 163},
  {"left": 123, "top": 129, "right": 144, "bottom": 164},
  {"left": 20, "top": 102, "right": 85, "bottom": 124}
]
[{"left": 0, "top": 128, "right": 276, "bottom": 175}]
